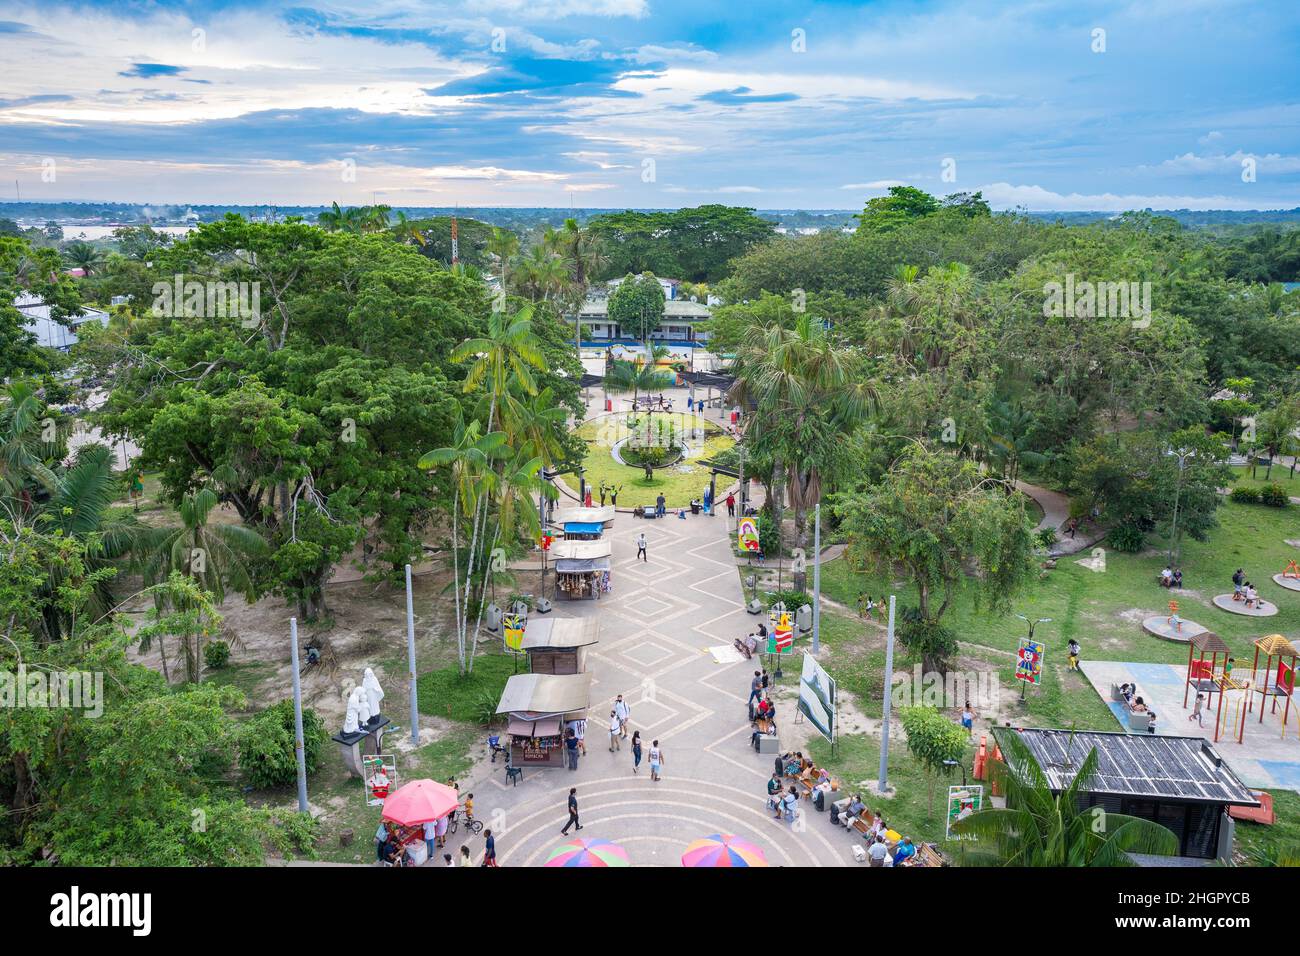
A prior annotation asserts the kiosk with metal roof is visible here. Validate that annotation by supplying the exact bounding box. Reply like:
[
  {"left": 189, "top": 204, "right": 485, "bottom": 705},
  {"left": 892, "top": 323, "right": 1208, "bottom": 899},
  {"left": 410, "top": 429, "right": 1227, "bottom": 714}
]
[
  {"left": 520, "top": 617, "right": 600, "bottom": 674},
  {"left": 495, "top": 672, "right": 593, "bottom": 768}
]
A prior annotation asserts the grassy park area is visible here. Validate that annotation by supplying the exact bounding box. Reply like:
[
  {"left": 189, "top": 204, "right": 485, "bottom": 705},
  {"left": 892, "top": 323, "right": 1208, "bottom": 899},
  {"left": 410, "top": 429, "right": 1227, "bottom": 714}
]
[{"left": 575, "top": 412, "right": 735, "bottom": 507}]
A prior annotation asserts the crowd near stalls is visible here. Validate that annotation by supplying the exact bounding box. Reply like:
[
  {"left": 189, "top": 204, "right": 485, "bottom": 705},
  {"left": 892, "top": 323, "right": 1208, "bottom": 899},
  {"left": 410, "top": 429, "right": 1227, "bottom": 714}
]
[{"left": 495, "top": 673, "right": 594, "bottom": 769}]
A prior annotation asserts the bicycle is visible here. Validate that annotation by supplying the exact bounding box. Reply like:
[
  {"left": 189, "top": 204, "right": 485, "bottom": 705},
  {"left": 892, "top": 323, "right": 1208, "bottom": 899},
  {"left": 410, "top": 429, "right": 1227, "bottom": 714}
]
[{"left": 447, "top": 808, "right": 483, "bottom": 836}]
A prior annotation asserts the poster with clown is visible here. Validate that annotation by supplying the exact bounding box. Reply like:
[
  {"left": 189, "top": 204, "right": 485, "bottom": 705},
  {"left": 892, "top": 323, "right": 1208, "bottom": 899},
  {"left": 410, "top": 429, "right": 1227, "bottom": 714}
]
[{"left": 1015, "top": 639, "right": 1045, "bottom": 685}]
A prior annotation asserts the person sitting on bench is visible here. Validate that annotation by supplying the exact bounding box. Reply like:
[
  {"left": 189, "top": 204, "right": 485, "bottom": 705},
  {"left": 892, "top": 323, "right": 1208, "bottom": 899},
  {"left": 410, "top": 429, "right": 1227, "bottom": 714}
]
[
  {"left": 1130, "top": 696, "right": 1148, "bottom": 713},
  {"left": 839, "top": 794, "right": 867, "bottom": 829},
  {"left": 1160, "top": 566, "right": 1173, "bottom": 587},
  {"left": 1172, "top": 568, "right": 1183, "bottom": 588}
]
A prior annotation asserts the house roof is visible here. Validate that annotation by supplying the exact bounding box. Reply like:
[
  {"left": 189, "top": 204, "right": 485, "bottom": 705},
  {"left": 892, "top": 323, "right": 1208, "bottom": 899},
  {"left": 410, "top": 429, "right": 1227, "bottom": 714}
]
[
  {"left": 550, "top": 538, "right": 612, "bottom": 560},
  {"left": 1191, "top": 632, "right": 1230, "bottom": 654},
  {"left": 1000, "top": 728, "right": 1258, "bottom": 806},
  {"left": 495, "top": 672, "right": 592, "bottom": 718},
  {"left": 520, "top": 616, "right": 600, "bottom": 651},
  {"left": 577, "top": 299, "right": 712, "bottom": 319}
]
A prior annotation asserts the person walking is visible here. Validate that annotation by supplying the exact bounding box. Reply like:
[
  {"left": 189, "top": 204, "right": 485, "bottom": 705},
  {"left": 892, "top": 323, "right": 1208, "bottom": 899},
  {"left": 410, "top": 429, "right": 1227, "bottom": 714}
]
[
  {"left": 614, "top": 694, "right": 631, "bottom": 738},
  {"left": 608, "top": 710, "right": 622, "bottom": 751},
  {"left": 458, "top": 845, "right": 473, "bottom": 867},
  {"left": 1189, "top": 693, "right": 1206, "bottom": 727},
  {"left": 561, "top": 787, "right": 582, "bottom": 835},
  {"left": 565, "top": 727, "right": 579, "bottom": 770},
  {"left": 636, "top": 531, "right": 647, "bottom": 562},
  {"left": 482, "top": 829, "right": 499, "bottom": 866},
  {"left": 1067, "top": 639, "right": 1081, "bottom": 671},
  {"left": 748, "top": 670, "right": 763, "bottom": 708},
  {"left": 960, "top": 701, "right": 975, "bottom": 734},
  {"left": 648, "top": 739, "right": 664, "bottom": 781},
  {"left": 574, "top": 717, "right": 587, "bottom": 756},
  {"left": 726, "top": 491, "right": 736, "bottom": 517},
  {"left": 631, "top": 731, "right": 643, "bottom": 774}
]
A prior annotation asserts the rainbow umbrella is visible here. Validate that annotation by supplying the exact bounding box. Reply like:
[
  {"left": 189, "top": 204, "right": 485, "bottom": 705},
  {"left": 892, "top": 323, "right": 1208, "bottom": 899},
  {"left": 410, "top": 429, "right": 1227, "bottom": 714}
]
[
  {"left": 545, "top": 838, "right": 630, "bottom": 867},
  {"left": 680, "top": 833, "right": 769, "bottom": 867}
]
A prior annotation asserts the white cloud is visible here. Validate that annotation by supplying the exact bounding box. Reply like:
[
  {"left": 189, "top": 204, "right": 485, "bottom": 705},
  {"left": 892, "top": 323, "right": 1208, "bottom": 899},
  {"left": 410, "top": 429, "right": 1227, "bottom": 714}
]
[
  {"left": 840, "top": 180, "right": 907, "bottom": 190},
  {"left": 1143, "top": 150, "right": 1300, "bottom": 174},
  {"left": 978, "top": 181, "right": 1287, "bottom": 212}
]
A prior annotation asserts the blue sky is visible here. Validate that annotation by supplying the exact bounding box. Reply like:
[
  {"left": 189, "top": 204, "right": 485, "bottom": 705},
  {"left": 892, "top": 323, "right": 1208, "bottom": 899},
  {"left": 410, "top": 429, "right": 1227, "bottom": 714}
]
[{"left": 1, "top": 0, "right": 1298, "bottom": 209}]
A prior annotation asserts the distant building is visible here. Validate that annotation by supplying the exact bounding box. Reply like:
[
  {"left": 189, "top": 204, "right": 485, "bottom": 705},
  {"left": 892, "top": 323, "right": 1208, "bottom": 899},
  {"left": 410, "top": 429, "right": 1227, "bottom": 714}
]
[
  {"left": 568, "top": 277, "right": 712, "bottom": 346},
  {"left": 998, "top": 727, "right": 1259, "bottom": 864},
  {"left": 13, "top": 293, "right": 109, "bottom": 352}
]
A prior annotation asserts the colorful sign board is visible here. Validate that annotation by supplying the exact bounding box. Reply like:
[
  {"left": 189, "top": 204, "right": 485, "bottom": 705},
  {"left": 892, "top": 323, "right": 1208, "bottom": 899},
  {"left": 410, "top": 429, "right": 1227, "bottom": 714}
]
[
  {"left": 767, "top": 608, "right": 795, "bottom": 655},
  {"left": 946, "top": 784, "right": 983, "bottom": 839},
  {"left": 737, "top": 516, "right": 760, "bottom": 553},
  {"left": 503, "top": 613, "right": 526, "bottom": 653},
  {"left": 362, "top": 753, "right": 397, "bottom": 807},
  {"left": 1015, "top": 639, "right": 1044, "bottom": 685}
]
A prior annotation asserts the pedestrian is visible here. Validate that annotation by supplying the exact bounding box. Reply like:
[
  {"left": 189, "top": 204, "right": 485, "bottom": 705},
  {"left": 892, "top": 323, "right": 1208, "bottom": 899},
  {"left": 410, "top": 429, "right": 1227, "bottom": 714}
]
[
  {"left": 611, "top": 485, "right": 621, "bottom": 507},
  {"left": 748, "top": 670, "right": 763, "bottom": 708},
  {"left": 960, "top": 701, "right": 975, "bottom": 733},
  {"left": 434, "top": 809, "right": 449, "bottom": 848},
  {"left": 458, "top": 845, "right": 473, "bottom": 867},
  {"left": 614, "top": 694, "right": 631, "bottom": 737},
  {"left": 574, "top": 717, "right": 587, "bottom": 755},
  {"left": 423, "top": 819, "right": 437, "bottom": 860},
  {"left": 631, "top": 730, "right": 642, "bottom": 774},
  {"left": 561, "top": 787, "right": 582, "bottom": 834},
  {"left": 648, "top": 739, "right": 663, "bottom": 781},
  {"left": 482, "top": 829, "right": 498, "bottom": 866},
  {"left": 443, "top": 853, "right": 454, "bottom": 867},
  {"left": 656, "top": 493, "right": 666, "bottom": 518},
  {"left": 565, "top": 727, "right": 579, "bottom": 770},
  {"left": 726, "top": 491, "right": 736, "bottom": 517},
  {"left": 608, "top": 710, "right": 622, "bottom": 751},
  {"left": 1067, "top": 639, "right": 1081, "bottom": 671},
  {"left": 636, "top": 531, "right": 647, "bottom": 562},
  {"left": 1190, "top": 693, "right": 1205, "bottom": 727},
  {"left": 599, "top": 482, "right": 607, "bottom": 506}
]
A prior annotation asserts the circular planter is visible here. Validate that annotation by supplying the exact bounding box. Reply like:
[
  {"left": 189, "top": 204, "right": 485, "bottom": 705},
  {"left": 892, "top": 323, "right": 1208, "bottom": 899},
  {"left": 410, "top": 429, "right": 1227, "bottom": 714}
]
[{"left": 611, "top": 436, "right": 685, "bottom": 469}]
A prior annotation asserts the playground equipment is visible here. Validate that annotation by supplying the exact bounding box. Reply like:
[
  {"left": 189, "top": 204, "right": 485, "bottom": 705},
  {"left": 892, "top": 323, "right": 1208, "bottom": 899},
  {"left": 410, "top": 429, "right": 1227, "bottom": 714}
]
[
  {"left": 1182, "top": 631, "right": 1257, "bottom": 743},
  {"left": 1283, "top": 560, "right": 1300, "bottom": 579},
  {"left": 1249, "top": 633, "right": 1299, "bottom": 738},
  {"left": 1167, "top": 600, "right": 1181, "bottom": 632}
]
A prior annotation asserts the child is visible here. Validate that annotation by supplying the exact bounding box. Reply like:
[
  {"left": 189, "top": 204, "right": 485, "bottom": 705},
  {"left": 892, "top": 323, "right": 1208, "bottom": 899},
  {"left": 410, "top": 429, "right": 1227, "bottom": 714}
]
[
  {"left": 1067, "top": 639, "right": 1081, "bottom": 671},
  {"left": 1189, "top": 693, "right": 1205, "bottom": 727},
  {"left": 462, "top": 792, "right": 475, "bottom": 822}
]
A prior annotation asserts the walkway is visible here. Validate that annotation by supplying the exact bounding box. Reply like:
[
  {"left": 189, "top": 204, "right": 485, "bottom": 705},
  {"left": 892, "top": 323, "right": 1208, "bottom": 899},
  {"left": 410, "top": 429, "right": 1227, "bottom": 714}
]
[{"left": 477, "top": 502, "right": 850, "bottom": 867}]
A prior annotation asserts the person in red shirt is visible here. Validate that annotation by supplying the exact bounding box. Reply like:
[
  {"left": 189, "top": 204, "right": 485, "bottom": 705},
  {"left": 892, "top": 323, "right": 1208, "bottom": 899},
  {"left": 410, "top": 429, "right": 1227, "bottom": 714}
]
[{"left": 726, "top": 491, "right": 736, "bottom": 517}]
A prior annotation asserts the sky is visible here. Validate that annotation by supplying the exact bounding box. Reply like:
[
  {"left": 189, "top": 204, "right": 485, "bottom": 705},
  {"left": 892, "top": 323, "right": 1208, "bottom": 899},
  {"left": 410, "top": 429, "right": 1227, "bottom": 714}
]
[{"left": 1, "top": 0, "right": 1298, "bottom": 211}]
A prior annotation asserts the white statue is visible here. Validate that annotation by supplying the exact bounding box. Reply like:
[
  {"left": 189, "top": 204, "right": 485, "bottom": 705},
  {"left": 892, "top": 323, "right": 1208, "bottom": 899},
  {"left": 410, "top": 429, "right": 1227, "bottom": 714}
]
[
  {"left": 363, "top": 668, "right": 385, "bottom": 715},
  {"left": 356, "top": 685, "right": 374, "bottom": 727},
  {"left": 343, "top": 686, "right": 365, "bottom": 734}
]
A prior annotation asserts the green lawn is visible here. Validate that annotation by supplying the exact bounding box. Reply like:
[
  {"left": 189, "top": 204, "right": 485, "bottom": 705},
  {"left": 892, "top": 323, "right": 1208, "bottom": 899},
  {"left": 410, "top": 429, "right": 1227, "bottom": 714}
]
[
  {"left": 414, "top": 649, "right": 518, "bottom": 724},
  {"left": 575, "top": 412, "right": 735, "bottom": 508},
  {"left": 1227, "top": 464, "right": 1300, "bottom": 495}
]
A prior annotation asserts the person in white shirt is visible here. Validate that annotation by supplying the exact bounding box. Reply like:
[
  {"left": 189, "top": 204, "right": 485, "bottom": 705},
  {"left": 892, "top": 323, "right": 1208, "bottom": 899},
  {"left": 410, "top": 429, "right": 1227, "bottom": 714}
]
[
  {"left": 613, "top": 694, "right": 631, "bottom": 738},
  {"left": 868, "top": 836, "right": 890, "bottom": 867},
  {"left": 635, "top": 532, "right": 647, "bottom": 561},
  {"left": 608, "top": 710, "right": 622, "bottom": 751}
]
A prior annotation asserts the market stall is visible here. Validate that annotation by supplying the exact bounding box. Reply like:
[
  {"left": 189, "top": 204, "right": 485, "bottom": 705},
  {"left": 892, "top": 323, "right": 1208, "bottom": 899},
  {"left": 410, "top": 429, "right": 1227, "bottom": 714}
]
[
  {"left": 555, "top": 506, "right": 615, "bottom": 539},
  {"left": 521, "top": 616, "right": 600, "bottom": 674},
  {"left": 377, "top": 778, "right": 458, "bottom": 867},
  {"left": 495, "top": 672, "right": 592, "bottom": 769},
  {"left": 555, "top": 555, "right": 612, "bottom": 600}
]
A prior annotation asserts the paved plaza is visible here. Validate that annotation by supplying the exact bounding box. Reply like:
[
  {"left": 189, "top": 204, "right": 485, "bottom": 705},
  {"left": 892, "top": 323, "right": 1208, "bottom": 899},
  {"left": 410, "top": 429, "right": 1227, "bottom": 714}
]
[{"left": 483, "top": 488, "right": 851, "bottom": 867}]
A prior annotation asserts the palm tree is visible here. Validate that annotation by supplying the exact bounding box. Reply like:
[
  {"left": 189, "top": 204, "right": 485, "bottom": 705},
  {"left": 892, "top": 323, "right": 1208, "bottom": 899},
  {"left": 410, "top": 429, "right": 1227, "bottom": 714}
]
[
  {"left": 605, "top": 358, "right": 674, "bottom": 406},
  {"left": 419, "top": 412, "right": 508, "bottom": 675},
  {"left": 486, "top": 227, "right": 520, "bottom": 307},
  {"left": 513, "top": 246, "right": 569, "bottom": 302},
  {"left": 451, "top": 305, "right": 546, "bottom": 433},
  {"left": 953, "top": 731, "right": 1178, "bottom": 865},
  {"left": 391, "top": 211, "right": 426, "bottom": 246},
  {"left": 982, "top": 397, "right": 1049, "bottom": 491},
  {"left": 62, "top": 241, "right": 105, "bottom": 276},
  {"left": 730, "top": 313, "right": 876, "bottom": 588},
  {"left": 499, "top": 385, "right": 569, "bottom": 465},
  {"left": 135, "top": 487, "right": 269, "bottom": 605},
  {"left": 317, "top": 202, "right": 347, "bottom": 232},
  {"left": 0, "top": 382, "right": 58, "bottom": 498}
]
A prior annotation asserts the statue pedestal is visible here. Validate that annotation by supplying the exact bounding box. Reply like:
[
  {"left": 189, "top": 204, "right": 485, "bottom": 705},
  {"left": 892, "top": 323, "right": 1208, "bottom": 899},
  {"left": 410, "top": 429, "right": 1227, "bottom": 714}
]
[{"left": 331, "top": 716, "right": 392, "bottom": 778}]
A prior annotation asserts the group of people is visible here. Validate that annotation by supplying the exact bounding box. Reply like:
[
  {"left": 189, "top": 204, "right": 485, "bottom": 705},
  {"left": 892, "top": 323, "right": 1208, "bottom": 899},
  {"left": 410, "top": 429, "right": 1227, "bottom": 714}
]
[
  {"left": 1118, "top": 683, "right": 1159, "bottom": 733},
  {"left": 1232, "top": 569, "right": 1262, "bottom": 608},
  {"left": 856, "top": 593, "right": 886, "bottom": 621},
  {"left": 830, "top": 793, "right": 920, "bottom": 866},
  {"left": 375, "top": 781, "right": 498, "bottom": 867},
  {"left": 596, "top": 481, "right": 622, "bottom": 508},
  {"left": 1158, "top": 565, "right": 1185, "bottom": 588}
]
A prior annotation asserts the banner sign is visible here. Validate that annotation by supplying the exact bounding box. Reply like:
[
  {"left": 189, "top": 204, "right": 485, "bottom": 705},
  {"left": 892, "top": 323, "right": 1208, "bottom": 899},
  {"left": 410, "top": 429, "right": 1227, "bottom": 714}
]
[
  {"left": 767, "top": 608, "right": 795, "bottom": 654},
  {"left": 503, "top": 613, "right": 526, "bottom": 653},
  {"left": 362, "top": 753, "right": 397, "bottom": 807},
  {"left": 946, "top": 785, "right": 983, "bottom": 839},
  {"left": 1015, "top": 639, "right": 1044, "bottom": 685},
  {"left": 737, "top": 516, "right": 761, "bottom": 553},
  {"left": 797, "top": 653, "right": 836, "bottom": 743}
]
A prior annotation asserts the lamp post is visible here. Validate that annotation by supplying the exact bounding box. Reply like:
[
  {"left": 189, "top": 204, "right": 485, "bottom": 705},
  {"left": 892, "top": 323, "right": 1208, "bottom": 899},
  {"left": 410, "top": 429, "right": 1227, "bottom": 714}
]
[{"left": 1167, "top": 447, "right": 1195, "bottom": 568}]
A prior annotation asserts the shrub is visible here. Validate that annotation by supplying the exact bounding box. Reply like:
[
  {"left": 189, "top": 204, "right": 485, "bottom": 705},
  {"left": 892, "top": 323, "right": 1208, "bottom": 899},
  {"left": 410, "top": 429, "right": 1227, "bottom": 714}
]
[
  {"left": 203, "top": 640, "right": 231, "bottom": 670},
  {"left": 1229, "top": 486, "right": 1261, "bottom": 504},
  {"left": 1035, "top": 527, "right": 1058, "bottom": 551},
  {"left": 1107, "top": 521, "right": 1146, "bottom": 553},
  {"left": 239, "top": 700, "right": 325, "bottom": 790},
  {"left": 1260, "top": 484, "right": 1290, "bottom": 507},
  {"left": 767, "top": 589, "right": 811, "bottom": 611},
  {"left": 757, "top": 507, "right": 782, "bottom": 556}
]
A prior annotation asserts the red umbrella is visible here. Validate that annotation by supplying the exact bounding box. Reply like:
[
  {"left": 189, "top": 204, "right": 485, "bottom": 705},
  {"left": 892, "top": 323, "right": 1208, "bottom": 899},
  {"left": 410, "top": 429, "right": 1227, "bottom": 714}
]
[{"left": 380, "top": 779, "right": 459, "bottom": 827}]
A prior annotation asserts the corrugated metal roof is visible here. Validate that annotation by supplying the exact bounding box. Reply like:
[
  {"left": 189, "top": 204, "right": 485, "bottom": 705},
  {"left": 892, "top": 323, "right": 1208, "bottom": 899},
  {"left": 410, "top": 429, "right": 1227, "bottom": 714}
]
[
  {"left": 550, "top": 539, "right": 612, "bottom": 560},
  {"left": 554, "top": 506, "right": 615, "bottom": 526},
  {"left": 1002, "top": 728, "right": 1259, "bottom": 806}
]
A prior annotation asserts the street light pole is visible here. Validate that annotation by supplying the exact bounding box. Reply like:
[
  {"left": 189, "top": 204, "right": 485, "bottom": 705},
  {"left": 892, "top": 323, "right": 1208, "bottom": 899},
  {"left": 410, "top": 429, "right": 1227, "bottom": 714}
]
[
  {"left": 288, "top": 617, "right": 309, "bottom": 814},
  {"left": 812, "top": 502, "right": 822, "bottom": 655},
  {"left": 405, "top": 564, "right": 419, "bottom": 746},
  {"left": 878, "top": 595, "right": 897, "bottom": 794}
]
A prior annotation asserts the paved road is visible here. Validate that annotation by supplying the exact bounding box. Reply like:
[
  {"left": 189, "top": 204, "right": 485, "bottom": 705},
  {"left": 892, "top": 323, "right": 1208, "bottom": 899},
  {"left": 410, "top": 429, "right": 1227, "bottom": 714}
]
[{"left": 478, "top": 501, "right": 851, "bottom": 867}]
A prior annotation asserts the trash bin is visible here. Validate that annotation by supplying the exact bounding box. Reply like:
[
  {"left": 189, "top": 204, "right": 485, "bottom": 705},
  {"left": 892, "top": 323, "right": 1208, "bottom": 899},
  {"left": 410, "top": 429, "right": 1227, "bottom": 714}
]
[
  {"left": 605, "top": 398, "right": 612, "bottom": 411},
  {"left": 690, "top": 501, "right": 700, "bottom": 515}
]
